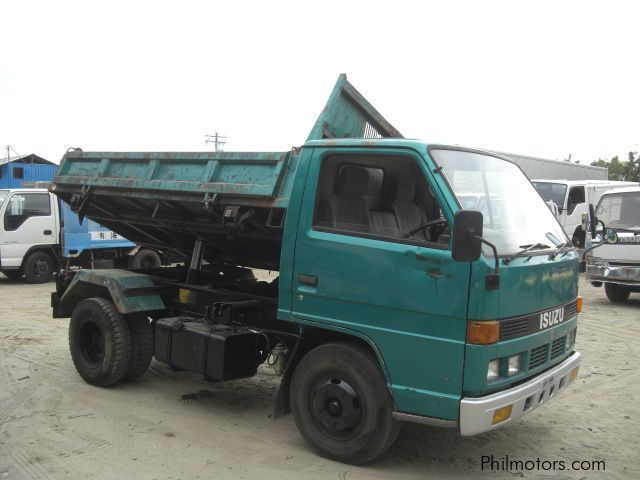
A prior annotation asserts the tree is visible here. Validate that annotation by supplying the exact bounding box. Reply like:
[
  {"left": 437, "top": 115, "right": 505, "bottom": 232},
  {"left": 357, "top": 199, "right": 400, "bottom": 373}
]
[{"left": 591, "top": 152, "right": 639, "bottom": 181}]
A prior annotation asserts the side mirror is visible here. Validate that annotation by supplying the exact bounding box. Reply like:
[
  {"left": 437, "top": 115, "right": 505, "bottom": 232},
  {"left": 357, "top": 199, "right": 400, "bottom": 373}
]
[
  {"left": 588, "top": 203, "right": 597, "bottom": 239},
  {"left": 452, "top": 210, "right": 483, "bottom": 262}
]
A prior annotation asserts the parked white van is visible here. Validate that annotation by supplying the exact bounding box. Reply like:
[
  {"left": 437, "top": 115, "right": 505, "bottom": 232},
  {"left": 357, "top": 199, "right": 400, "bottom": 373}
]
[{"left": 532, "top": 180, "right": 637, "bottom": 247}]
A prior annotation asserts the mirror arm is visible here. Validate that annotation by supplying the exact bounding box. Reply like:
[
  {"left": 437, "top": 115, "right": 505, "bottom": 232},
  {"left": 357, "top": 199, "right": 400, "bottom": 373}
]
[
  {"left": 469, "top": 232, "right": 500, "bottom": 290},
  {"left": 580, "top": 220, "right": 606, "bottom": 272}
]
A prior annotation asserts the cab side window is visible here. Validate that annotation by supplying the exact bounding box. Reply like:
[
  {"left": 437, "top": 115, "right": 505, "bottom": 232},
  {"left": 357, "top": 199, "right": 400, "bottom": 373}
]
[
  {"left": 567, "top": 186, "right": 585, "bottom": 215},
  {"left": 4, "top": 193, "right": 51, "bottom": 231},
  {"left": 313, "top": 155, "right": 449, "bottom": 246}
]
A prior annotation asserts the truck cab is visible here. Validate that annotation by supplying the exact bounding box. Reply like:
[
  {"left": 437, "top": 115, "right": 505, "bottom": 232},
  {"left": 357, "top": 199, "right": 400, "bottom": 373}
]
[
  {"left": 532, "top": 179, "right": 637, "bottom": 247},
  {"left": 49, "top": 75, "right": 583, "bottom": 464},
  {"left": 585, "top": 186, "right": 640, "bottom": 302},
  {"left": 0, "top": 188, "right": 60, "bottom": 282}
]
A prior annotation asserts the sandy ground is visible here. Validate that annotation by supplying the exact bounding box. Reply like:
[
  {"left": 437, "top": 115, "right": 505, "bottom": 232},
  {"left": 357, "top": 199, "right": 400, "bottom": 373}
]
[{"left": 0, "top": 274, "right": 639, "bottom": 480}]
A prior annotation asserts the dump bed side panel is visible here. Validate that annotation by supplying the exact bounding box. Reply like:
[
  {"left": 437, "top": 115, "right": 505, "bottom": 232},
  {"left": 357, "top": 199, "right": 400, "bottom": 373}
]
[
  {"left": 55, "top": 151, "right": 291, "bottom": 204},
  {"left": 51, "top": 151, "right": 296, "bottom": 270}
]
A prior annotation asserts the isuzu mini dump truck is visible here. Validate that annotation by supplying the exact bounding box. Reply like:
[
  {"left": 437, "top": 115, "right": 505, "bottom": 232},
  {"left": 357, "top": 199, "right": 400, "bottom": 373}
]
[{"left": 50, "top": 75, "right": 582, "bottom": 464}]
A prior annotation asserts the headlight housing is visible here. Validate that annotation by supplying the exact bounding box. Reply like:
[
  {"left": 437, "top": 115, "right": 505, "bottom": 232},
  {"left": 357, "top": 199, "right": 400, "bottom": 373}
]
[
  {"left": 487, "top": 359, "right": 500, "bottom": 381},
  {"left": 507, "top": 354, "right": 521, "bottom": 376}
]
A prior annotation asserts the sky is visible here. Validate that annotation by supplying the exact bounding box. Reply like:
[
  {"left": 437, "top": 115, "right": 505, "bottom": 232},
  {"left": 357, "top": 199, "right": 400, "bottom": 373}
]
[{"left": 1, "top": 0, "right": 638, "bottom": 165}]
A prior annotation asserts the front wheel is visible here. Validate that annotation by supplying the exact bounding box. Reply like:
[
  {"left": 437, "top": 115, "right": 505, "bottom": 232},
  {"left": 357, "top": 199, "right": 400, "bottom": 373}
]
[
  {"left": 290, "top": 342, "right": 400, "bottom": 465},
  {"left": 23, "top": 251, "right": 54, "bottom": 283},
  {"left": 604, "top": 283, "right": 630, "bottom": 303}
]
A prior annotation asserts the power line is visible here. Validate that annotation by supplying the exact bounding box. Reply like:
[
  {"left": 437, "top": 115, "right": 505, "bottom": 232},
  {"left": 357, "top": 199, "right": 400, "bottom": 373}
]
[{"left": 205, "top": 132, "right": 226, "bottom": 152}]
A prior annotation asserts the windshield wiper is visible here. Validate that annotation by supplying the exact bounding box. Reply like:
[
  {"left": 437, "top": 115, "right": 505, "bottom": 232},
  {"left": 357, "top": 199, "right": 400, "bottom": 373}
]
[
  {"left": 549, "top": 241, "right": 574, "bottom": 259},
  {"left": 503, "top": 243, "right": 551, "bottom": 265}
]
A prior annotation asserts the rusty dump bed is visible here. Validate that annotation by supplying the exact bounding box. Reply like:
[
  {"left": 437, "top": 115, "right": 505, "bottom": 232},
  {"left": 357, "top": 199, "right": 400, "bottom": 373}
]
[
  {"left": 51, "top": 150, "right": 297, "bottom": 270},
  {"left": 50, "top": 74, "right": 402, "bottom": 270}
]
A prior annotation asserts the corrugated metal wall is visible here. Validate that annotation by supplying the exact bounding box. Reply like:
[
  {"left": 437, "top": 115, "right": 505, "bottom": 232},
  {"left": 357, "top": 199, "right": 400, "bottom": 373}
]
[
  {"left": 495, "top": 152, "right": 609, "bottom": 181},
  {"left": 0, "top": 163, "right": 58, "bottom": 188}
]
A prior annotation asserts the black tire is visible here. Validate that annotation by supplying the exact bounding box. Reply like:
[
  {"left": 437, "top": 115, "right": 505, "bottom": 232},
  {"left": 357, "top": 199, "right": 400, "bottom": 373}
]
[
  {"left": 290, "top": 342, "right": 400, "bottom": 465},
  {"left": 130, "top": 249, "right": 162, "bottom": 269},
  {"left": 124, "top": 314, "right": 154, "bottom": 381},
  {"left": 2, "top": 269, "right": 23, "bottom": 279},
  {"left": 604, "top": 283, "right": 630, "bottom": 303},
  {"left": 23, "top": 251, "right": 55, "bottom": 283},
  {"left": 69, "top": 297, "right": 132, "bottom": 386}
]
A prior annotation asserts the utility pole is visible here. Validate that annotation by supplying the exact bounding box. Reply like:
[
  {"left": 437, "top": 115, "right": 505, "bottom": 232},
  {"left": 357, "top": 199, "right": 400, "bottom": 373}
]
[
  {"left": 6, "top": 145, "right": 19, "bottom": 162},
  {"left": 205, "top": 132, "right": 226, "bottom": 152}
]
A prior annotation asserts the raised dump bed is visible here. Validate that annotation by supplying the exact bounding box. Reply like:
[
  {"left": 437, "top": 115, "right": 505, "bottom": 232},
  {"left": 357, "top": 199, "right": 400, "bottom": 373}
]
[{"left": 51, "top": 74, "right": 402, "bottom": 270}]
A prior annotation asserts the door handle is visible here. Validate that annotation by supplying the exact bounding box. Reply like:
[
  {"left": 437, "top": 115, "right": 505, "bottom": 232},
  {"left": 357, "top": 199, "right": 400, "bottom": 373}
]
[
  {"left": 427, "top": 269, "right": 444, "bottom": 279},
  {"left": 298, "top": 274, "right": 318, "bottom": 287},
  {"left": 43, "top": 230, "right": 52, "bottom": 235},
  {"left": 415, "top": 253, "right": 430, "bottom": 262}
]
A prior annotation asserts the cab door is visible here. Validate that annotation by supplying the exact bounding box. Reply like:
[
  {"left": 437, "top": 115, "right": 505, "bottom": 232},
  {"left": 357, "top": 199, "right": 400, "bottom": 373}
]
[
  {"left": 0, "top": 192, "right": 57, "bottom": 267},
  {"left": 291, "top": 147, "right": 470, "bottom": 420}
]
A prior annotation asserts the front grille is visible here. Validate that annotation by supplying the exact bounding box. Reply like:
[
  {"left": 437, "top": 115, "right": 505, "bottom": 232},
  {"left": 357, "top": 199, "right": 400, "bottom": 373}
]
[
  {"left": 567, "top": 302, "right": 578, "bottom": 316},
  {"left": 500, "top": 318, "right": 529, "bottom": 340},
  {"left": 529, "top": 344, "right": 549, "bottom": 369},
  {"left": 550, "top": 336, "right": 566, "bottom": 359}
]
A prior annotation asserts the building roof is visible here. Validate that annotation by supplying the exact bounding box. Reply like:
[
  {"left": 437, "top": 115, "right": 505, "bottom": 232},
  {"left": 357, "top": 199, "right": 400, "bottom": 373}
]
[{"left": 0, "top": 153, "right": 55, "bottom": 167}]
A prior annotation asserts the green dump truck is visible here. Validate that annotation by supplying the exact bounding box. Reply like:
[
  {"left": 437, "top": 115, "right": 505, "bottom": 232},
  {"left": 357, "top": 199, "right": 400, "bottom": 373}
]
[{"left": 50, "top": 75, "right": 582, "bottom": 464}]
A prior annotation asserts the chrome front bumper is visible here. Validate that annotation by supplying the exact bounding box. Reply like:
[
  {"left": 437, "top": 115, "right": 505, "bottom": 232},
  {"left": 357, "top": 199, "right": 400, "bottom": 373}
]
[
  {"left": 459, "top": 351, "right": 581, "bottom": 436},
  {"left": 586, "top": 262, "right": 640, "bottom": 286}
]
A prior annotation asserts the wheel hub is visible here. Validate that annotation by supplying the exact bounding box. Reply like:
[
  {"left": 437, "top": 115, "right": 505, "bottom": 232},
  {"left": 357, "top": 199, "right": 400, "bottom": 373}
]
[
  {"left": 312, "top": 378, "right": 362, "bottom": 437},
  {"left": 79, "top": 321, "right": 105, "bottom": 368}
]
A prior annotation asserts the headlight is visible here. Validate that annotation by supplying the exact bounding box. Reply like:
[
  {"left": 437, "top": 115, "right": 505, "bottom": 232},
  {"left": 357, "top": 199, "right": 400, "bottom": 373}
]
[
  {"left": 487, "top": 359, "right": 500, "bottom": 381},
  {"left": 565, "top": 330, "right": 575, "bottom": 350},
  {"left": 507, "top": 354, "right": 521, "bottom": 376}
]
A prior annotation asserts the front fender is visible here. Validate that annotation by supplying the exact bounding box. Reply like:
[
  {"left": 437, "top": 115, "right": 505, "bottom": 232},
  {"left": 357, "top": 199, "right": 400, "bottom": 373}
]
[{"left": 55, "top": 269, "right": 165, "bottom": 317}]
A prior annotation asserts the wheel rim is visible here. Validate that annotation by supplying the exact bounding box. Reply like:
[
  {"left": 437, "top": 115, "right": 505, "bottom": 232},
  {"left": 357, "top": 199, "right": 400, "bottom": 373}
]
[
  {"left": 79, "top": 321, "right": 105, "bottom": 368},
  {"left": 33, "top": 258, "right": 49, "bottom": 278},
  {"left": 140, "top": 256, "right": 154, "bottom": 269},
  {"left": 311, "top": 377, "right": 363, "bottom": 439}
]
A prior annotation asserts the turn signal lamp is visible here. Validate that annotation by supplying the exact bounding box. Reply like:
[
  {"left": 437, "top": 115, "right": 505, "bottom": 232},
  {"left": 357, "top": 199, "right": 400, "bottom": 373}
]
[
  {"left": 570, "top": 367, "right": 579, "bottom": 382},
  {"left": 577, "top": 295, "right": 583, "bottom": 313},
  {"left": 492, "top": 405, "right": 513, "bottom": 425},
  {"left": 467, "top": 321, "right": 500, "bottom": 344}
]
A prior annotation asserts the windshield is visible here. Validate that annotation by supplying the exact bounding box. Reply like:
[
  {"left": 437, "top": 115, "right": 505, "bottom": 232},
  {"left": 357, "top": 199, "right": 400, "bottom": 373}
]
[
  {"left": 431, "top": 149, "right": 568, "bottom": 256},
  {"left": 0, "top": 190, "right": 8, "bottom": 207},
  {"left": 596, "top": 191, "right": 640, "bottom": 230},
  {"left": 531, "top": 181, "right": 567, "bottom": 209}
]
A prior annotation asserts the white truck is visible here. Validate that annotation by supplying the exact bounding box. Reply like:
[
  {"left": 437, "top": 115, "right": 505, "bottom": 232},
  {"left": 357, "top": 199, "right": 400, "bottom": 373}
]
[
  {"left": 0, "top": 188, "right": 161, "bottom": 283},
  {"left": 531, "top": 180, "right": 637, "bottom": 247},
  {"left": 583, "top": 186, "right": 640, "bottom": 303}
]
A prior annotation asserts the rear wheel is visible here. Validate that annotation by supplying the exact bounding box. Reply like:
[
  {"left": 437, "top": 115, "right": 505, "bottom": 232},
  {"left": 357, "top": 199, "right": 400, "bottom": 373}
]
[
  {"left": 24, "top": 251, "right": 54, "bottom": 283},
  {"left": 69, "top": 297, "right": 132, "bottom": 386},
  {"left": 124, "top": 314, "right": 154, "bottom": 380},
  {"left": 2, "top": 269, "right": 23, "bottom": 279},
  {"left": 130, "top": 249, "right": 162, "bottom": 269},
  {"left": 290, "top": 342, "right": 400, "bottom": 465},
  {"left": 604, "top": 283, "right": 630, "bottom": 303}
]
